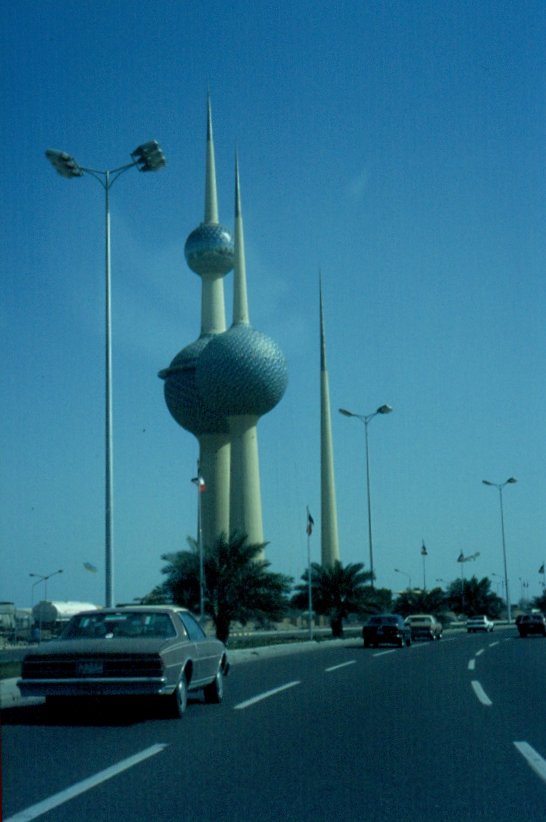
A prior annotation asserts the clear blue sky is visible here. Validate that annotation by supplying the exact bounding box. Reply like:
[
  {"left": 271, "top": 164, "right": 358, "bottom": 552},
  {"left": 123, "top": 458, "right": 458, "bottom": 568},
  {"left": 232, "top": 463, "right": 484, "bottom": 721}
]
[{"left": 3, "top": 0, "right": 545, "bottom": 610}]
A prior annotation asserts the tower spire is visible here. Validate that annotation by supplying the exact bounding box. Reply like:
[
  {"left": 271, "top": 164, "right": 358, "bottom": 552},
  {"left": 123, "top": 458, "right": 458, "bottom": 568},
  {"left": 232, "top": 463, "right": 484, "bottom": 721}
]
[
  {"left": 204, "top": 94, "right": 219, "bottom": 224},
  {"left": 319, "top": 275, "right": 340, "bottom": 567},
  {"left": 233, "top": 154, "right": 250, "bottom": 325}
]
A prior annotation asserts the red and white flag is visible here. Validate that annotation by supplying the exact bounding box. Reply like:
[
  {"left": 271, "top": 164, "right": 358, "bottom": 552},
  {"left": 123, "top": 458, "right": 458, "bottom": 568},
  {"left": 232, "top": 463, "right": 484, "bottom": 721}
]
[{"left": 192, "top": 476, "right": 206, "bottom": 492}]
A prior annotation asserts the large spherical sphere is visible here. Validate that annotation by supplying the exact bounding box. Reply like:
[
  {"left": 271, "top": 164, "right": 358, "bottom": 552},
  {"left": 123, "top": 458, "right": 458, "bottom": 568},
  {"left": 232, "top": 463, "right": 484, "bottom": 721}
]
[
  {"left": 184, "top": 222, "right": 234, "bottom": 277},
  {"left": 159, "top": 336, "right": 229, "bottom": 435},
  {"left": 196, "top": 324, "right": 288, "bottom": 417}
]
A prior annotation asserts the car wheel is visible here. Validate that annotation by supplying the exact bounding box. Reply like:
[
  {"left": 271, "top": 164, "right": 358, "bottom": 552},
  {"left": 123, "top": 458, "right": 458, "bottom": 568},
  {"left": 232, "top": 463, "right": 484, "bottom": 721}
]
[
  {"left": 398, "top": 637, "right": 404, "bottom": 648},
  {"left": 406, "top": 637, "right": 412, "bottom": 647},
  {"left": 204, "top": 668, "right": 224, "bottom": 704},
  {"left": 170, "top": 673, "right": 188, "bottom": 718}
]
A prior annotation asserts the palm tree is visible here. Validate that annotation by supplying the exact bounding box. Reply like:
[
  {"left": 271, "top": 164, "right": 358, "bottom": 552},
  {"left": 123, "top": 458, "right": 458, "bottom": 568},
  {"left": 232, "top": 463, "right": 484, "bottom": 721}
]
[
  {"left": 445, "top": 575, "right": 503, "bottom": 618},
  {"left": 152, "top": 532, "right": 292, "bottom": 643},
  {"left": 292, "top": 561, "right": 374, "bottom": 638}
]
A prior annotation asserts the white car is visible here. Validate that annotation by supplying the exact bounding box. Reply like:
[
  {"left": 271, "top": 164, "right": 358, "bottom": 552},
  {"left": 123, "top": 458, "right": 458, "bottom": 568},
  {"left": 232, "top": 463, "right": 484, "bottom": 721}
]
[{"left": 466, "top": 615, "right": 494, "bottom": 633}]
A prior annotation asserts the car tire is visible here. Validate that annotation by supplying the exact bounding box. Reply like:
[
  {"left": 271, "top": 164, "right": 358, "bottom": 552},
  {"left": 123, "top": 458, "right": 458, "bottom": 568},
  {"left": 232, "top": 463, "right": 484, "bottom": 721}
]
[
  {"left": 204, "top": 668, "right": 224, "bottom": 704},
  {"left": 170, "top": 673, "right": 188, "bottom": 718},
  {"left": 398, "top": 637, "right": 404, "bottom": 648},
  {"left": 406, "top": 637, "right": 412, "bottom": 647}
]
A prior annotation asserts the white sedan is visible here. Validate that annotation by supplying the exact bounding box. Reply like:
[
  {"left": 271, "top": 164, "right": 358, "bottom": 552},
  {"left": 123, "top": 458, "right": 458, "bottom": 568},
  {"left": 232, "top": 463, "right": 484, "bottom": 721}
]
[{"left": 466, "top": 615, "right": 495, "bottom": 633}]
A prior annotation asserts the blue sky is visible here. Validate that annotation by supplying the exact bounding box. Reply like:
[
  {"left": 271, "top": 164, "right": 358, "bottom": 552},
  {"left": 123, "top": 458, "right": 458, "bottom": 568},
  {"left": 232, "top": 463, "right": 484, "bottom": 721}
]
[{"left": 3, "top": 0, "right": 545, "bottom": 610}]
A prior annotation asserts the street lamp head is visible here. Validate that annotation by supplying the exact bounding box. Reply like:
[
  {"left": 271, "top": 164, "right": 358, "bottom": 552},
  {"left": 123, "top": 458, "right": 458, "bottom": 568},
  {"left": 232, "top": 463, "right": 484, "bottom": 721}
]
[
  {"left": 506, "top": 477, "right": 517, "bottom": 484},
  {"left": 482, "top": 480, "right": 494, "bottom": 486},
  {"left": 338, "top": 408, "right": 354, "bottom": 418},
  {"left": 131, "top": 140, "right": 167, "bottom": 172},
  {"left": 377, "top": 404, "right": 393, "bottom": 415},
  {"left": 45, "top": 149, "right": 83, "bottom": 178}
]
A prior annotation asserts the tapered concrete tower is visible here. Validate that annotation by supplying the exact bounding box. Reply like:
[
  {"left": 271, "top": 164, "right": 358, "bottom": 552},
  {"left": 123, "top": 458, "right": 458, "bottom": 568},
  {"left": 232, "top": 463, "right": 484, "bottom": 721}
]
[
  {"left": 159, "top": 99, "right": 234, "bottom": 550},
  {"left": 196, "top": 159, "right": 288, "bottom": 546},
  {"left": 320, "top": 279, "right": 340, "bottom": 566}
]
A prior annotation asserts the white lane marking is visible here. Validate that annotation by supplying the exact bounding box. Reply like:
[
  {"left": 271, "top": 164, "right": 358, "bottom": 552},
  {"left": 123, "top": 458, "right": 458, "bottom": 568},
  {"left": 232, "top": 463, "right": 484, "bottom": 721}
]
[
  {"left": 514, "top": 741, "right": 546, "bottom": 784},
  {"left": 489, "top": 641, "right": 500, "bottom": 648},
  {"left": 373, "top": 650, "right": 397, "bottom": 657},
  {"left": 468, "top": 659, "right": 476, "bottom": 671},
  {"left": 475, "top": 649, "right": 484, "bottom": 656},
  {"left": 325, "top": 660, "right": 356, "bottom": 672},
  {"left": 4, "top": 744, "right": 168, "bottom": 822},
  {"left": 234, "top": 680, "right": 300, "bottom": 710},
  {"left": 471, "top": 680, "right": 493, "bottom": 706}
]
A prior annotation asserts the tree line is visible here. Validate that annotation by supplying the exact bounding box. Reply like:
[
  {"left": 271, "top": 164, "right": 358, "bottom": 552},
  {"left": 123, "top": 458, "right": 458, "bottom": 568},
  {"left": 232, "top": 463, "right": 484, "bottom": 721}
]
[{"left": 143, "top": 533, "right": 545, "bottom": 643}]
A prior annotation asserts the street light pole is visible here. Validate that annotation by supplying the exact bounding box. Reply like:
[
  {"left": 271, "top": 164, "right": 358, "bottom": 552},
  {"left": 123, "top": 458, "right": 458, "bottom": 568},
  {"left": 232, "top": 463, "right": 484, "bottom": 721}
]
[
  {"left": 46, "top": 143, "right": 166, "bottom": 607},
  {"left": 339, "top": 405, "right": 392, "bottom": 586},
  {"left": 192, "top": 476, "right": 206, "bottom": 620},
  {"left": 482, "top": 477, "right": 517, "bottom": 623}
]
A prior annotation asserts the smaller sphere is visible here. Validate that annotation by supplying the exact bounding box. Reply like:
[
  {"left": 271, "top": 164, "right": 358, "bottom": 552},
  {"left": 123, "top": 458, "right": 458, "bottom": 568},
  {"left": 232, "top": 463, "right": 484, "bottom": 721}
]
[{"left": 185, "top": 223, "right": 234, "bottom": 277}]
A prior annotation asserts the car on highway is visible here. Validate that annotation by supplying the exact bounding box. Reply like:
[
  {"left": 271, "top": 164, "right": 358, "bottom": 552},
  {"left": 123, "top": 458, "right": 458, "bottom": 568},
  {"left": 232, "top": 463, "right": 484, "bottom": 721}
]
[
  {"left": 517, "top": 613, "right": 546, "bottom": 638},
  {"left": 404, "top": 613, "right": 443, "bottom": 641},
  {"left": 17, "top": 605, "right": 229, "bottom": 717},
  {"left": 363, "top": 614, "right": 412, "bottom": 648},
  {"left": 466, "top": 615, "right": 495, "bottom": 633}
]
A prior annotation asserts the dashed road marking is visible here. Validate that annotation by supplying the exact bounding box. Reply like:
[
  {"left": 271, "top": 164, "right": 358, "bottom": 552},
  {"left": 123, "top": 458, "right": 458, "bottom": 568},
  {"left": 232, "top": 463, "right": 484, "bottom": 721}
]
[
  {"left": 468, "top": 659, "right": 476, "bottom": 671},
  {"left": 4, "top": 744, "right": 168, "bottom": 822},
  {"left": 514, "top": 741, "right": 546, "bottom": 784},
  {"left": 234, "top": 681, "right": 300, "bottom": 710},
  {"left": 471, "top": 680, "right": 492, "bottom": 706},
  {"left": 325, "top": 660, "right": 356, "bottom": 672}
]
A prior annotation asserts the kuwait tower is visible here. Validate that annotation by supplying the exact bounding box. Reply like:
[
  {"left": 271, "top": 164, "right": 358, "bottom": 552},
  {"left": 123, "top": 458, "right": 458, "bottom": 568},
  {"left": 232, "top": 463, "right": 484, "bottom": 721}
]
[
  {"left": 159, "top": 99, "right": 234, "bottom": 550},
  {"left": 196, "top": 159, "right": 288, "bottom": 547}
]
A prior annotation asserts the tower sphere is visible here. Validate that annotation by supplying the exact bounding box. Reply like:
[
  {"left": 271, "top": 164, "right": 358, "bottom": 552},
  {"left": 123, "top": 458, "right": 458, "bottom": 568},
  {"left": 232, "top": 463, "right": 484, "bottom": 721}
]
[
  {"left": 159, "top": 336, "right": 229, "bottom": 435},
  {"left": 196, "top": 324, "right": 288, "bottom": 417},
  {"left": 184, "top": 222, "right": 234, "bottom": 276}
]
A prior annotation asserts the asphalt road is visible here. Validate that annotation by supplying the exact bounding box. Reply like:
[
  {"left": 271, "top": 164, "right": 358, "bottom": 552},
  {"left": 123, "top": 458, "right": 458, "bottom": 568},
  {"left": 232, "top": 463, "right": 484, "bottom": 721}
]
[{"left": 3, "top": 627, "right": 546, "bottom": 821}]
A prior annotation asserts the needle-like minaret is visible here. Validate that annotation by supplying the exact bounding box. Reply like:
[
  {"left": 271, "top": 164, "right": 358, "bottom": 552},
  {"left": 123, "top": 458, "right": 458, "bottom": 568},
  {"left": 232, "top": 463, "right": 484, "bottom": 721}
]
[
  {"left": 196, "top": 157, "right": 288, "bottom": 547},
  {"left": 320, "top": 278, "right": 340, "bottom": 566},
  {"left": 159, "top": 98, "right": 234, "bottom": 550}
]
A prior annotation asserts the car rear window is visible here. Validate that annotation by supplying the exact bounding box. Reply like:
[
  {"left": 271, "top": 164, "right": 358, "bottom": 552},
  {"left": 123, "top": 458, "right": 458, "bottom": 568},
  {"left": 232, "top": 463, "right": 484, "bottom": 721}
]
[{"left": 64, "top": 611, "right": 176, "bottom": 639}]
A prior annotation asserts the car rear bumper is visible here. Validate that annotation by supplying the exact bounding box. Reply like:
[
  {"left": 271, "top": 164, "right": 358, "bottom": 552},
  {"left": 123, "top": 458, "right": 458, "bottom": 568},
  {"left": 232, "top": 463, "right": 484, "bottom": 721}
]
[{"left": 17, "top": 677, "right": 172, "bottom": 698}]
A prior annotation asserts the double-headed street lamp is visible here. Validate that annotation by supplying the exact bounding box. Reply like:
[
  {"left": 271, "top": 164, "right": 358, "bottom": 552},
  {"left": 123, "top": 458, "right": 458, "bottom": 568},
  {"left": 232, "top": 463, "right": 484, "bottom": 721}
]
[
  {"left": 482, "top": 477, "right": 517, "bottom": 623},
  {"left": 46, "top": 142, "right": 166, "bottom": 607},
  {"left": 339, "top": 404, "right": 392, "bottom": 585}
]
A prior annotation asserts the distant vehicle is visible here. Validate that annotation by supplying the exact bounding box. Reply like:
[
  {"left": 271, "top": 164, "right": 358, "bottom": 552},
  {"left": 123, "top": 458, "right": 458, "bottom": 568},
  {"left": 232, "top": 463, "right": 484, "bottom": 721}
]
[
  {"left": 517, "top": 613, "right": 546, "bottom": 638},
  {"left": 17, "top": 606, "right": 229, "bottom": 718},
  {"left": 404, "top": 614, "right": 443, "bottom": 641},
  {"left": 363, "top": 614, "right": 412, "bottom": 648},
  {"left": 466, "top": 615, "right": 494, "bottom": 633}
]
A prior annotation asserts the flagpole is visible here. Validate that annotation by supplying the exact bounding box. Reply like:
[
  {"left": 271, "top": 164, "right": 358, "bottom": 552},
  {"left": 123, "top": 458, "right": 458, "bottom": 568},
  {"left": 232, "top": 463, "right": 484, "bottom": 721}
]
[{"left": 306, "top": 507, "right": 314, "bottom": 641}]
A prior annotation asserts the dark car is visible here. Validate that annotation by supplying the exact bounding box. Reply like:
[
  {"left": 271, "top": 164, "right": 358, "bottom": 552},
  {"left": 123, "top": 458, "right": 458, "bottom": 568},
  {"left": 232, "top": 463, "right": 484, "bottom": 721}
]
[
  {"left": 517, "top": 613, "right": 546, "bottom": 638},
  {"left": 17, "top": 606, "right": 229, "bottom": 717},
  {"left": 363, "top": 614, "right": 412, "bottom": 648}
]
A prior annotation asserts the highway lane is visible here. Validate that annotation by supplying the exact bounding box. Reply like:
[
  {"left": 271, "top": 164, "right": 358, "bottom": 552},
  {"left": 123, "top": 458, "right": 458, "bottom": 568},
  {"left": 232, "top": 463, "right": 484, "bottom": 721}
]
[{"left": 3, "top": 628, "right": 546, "bottom": 821}]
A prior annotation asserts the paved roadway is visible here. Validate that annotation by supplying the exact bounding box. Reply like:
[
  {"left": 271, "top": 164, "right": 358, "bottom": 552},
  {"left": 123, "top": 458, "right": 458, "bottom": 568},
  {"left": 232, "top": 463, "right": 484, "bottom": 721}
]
[{"left": 3, "top": 627, "right": 546, "bottom": 821}]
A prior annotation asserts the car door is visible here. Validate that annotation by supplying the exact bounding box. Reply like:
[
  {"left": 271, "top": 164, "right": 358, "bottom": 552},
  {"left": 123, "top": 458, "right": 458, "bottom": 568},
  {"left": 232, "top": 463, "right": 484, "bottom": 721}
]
[{"left": 178, "top": 612, "right": 218, "bottom": 685}]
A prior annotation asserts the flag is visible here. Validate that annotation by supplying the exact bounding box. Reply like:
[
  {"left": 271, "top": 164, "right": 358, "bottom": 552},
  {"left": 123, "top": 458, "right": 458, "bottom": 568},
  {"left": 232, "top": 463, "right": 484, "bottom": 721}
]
[
  {"left": 83, "top": 562, "right": 98, "bottom": 573},
  {"left": 191, "top": 476, "right": 206, "bottom": 492},
  {"left": 421, "top": 542, "right": 428, "bottom": 556},
  {"left": 457, "top": 552, "right": 464, "bottom": 563},
  {"left": 539, "top": 563, "right": 545, "bottom": 574},
  {"left": 306, "top": 508, "right": 314, "bottom": 536}
]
